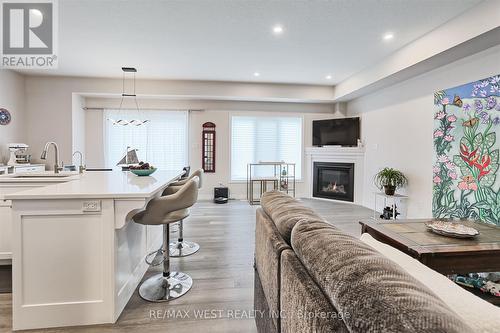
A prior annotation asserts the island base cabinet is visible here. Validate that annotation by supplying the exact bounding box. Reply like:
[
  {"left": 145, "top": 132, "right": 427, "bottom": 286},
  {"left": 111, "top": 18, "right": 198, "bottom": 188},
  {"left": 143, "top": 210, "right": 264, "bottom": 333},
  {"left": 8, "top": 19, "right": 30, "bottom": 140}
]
[{"left": 11, "top": 198, "right": 161, "bottom": 330}]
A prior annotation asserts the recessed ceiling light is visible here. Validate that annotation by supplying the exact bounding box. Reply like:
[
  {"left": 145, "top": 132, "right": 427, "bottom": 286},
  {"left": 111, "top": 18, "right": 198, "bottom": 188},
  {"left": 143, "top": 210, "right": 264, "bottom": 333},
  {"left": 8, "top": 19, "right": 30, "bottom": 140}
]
[
  {"left": 253, "top": 72, "right": 260, "bottom": 77},
  {"left": 325, "top": 74, "right": 332, "bottom": 80},
  {"left": 383, "top": 32, "right": 394, "bottom": 41},
  {"left": 272, "top": 24, "right": 284, "bottom": 35}
]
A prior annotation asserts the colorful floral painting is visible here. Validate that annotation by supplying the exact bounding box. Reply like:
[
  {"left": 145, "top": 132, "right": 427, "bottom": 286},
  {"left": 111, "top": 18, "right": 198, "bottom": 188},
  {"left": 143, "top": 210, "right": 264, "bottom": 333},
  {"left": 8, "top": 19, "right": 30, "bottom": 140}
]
[{"left": 433, "top": 74, "right": 500, "bottom": 225}]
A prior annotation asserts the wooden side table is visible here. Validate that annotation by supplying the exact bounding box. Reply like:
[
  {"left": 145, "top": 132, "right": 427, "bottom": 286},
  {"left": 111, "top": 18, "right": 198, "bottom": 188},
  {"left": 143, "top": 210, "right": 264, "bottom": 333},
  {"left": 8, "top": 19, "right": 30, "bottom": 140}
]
[{"left": 360, "top": 219, "right": 500, "bottom": 275}]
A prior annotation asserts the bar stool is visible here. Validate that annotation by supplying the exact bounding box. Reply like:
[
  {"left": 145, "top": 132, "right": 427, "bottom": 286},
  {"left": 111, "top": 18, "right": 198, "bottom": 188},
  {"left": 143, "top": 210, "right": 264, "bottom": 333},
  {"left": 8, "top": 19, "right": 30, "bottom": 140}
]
[
  {"left": 163, "top": 169, "right": 204, "bottom": 257},
  {"left": 132, "top": 177, "right": 199, "bottom": 302}
]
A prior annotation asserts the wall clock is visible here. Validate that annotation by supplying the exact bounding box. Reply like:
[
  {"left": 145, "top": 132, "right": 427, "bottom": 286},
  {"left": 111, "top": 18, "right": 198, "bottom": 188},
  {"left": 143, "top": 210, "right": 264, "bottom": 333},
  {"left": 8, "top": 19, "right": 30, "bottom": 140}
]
[{"left": 0, "top": 108, "right": 11, "bottom": 125}]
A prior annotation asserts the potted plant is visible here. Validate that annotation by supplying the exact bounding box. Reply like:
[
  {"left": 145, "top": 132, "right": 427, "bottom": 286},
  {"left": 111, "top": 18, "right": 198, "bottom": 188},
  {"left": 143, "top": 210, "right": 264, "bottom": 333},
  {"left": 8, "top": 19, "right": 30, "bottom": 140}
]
[{"left": 374, "top": 168, "right": 408, "bottom": 195}]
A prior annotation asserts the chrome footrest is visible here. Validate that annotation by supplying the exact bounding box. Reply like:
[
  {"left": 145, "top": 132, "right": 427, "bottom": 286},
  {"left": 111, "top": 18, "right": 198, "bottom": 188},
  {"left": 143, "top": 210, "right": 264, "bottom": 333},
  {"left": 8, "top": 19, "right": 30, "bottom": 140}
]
[
  {"left": 145, "top": 248, "right": 166, "bottom": 266},
  {"left": 169, "top": 240, "right": 200, "bottom": 257}
]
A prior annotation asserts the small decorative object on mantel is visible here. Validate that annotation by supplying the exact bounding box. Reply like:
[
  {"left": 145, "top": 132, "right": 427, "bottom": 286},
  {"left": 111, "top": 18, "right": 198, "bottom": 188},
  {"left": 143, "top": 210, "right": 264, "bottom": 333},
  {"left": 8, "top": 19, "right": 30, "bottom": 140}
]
[
  {"left": 374, "top": 167, "right": 408, "bottom": 195},
  {"left": 425, "top": 220, "right": 479, "bottom": 239},
  {"left": 202, "top": 122, "right": 216, "bottom": 173},
  {"left": 0, "top": 108, "right": 11, "bottom": 125}
]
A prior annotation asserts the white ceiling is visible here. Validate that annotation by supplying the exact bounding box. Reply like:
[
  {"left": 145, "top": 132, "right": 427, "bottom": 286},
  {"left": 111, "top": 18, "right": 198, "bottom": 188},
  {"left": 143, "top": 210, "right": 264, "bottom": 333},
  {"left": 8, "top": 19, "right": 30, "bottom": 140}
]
[{"left": 20, "top": 0, "right": 482, "bottom": 85}]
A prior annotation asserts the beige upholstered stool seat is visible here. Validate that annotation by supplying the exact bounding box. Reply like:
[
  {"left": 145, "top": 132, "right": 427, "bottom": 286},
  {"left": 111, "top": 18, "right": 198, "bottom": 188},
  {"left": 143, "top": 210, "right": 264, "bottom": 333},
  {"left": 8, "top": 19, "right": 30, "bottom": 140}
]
[
  {"left": 134, "top": 208, "right": 190, "bottom": 225},
  {"left": 162, "top": 168, "right": 204, "bottom": 257},
  {"left": 132, "top": 177, "right": 199, "bottom": 302},
  {"left": 166, "top": 168, "right": 204, "bottom": 190}
]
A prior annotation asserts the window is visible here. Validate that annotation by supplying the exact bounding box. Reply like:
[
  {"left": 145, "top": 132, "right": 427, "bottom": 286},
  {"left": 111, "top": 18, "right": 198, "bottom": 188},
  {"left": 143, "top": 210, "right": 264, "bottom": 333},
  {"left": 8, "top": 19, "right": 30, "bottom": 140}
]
[
  {"left": 104, "top": 109, "right": 188, "bottom": 170},
  {"left": 231, "top": 116, "right": 302, "bottom": 181}
]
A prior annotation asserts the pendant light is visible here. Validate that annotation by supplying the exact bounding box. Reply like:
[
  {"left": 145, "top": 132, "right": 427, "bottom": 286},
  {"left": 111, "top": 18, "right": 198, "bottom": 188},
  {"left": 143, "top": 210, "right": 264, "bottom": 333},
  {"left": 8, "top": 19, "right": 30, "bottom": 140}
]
[{"left": 108, "top": 67, "right": 149, "bottom": 126}]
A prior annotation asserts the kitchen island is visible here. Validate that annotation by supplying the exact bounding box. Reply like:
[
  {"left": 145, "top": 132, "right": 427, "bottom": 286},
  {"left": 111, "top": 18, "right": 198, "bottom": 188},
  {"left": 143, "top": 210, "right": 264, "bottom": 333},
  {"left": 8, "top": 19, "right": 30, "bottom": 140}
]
[{"left": 5, "top": 170, "right": 183, "bottom": 330}]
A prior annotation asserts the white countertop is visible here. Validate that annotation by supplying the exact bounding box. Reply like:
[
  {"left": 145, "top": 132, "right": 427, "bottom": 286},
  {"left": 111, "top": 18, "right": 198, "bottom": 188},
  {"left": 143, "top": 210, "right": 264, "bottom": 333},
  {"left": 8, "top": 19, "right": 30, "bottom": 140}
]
[{"left": 5, "top": 170, "right": 183, "bottom": 200}]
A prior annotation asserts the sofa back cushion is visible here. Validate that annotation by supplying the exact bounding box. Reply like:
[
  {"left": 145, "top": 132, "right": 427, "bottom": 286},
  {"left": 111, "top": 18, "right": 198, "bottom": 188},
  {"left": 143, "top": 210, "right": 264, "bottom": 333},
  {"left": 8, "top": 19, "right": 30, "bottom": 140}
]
[
  {"left": 261, "top": 191, "right": 323, "bottom": 244},
  {"left": 281, "top": 249, "right": 350, "bottom": 333},
  {"left": 291, "top": 219, "right": 473, "bottom": 333}
]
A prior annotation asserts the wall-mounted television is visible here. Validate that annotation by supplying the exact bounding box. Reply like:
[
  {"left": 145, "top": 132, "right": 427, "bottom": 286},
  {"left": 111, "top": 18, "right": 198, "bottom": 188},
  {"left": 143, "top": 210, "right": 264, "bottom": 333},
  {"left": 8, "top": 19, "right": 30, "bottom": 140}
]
[{"left": 312, "top": 117, "right": 360, "bottom": 147}]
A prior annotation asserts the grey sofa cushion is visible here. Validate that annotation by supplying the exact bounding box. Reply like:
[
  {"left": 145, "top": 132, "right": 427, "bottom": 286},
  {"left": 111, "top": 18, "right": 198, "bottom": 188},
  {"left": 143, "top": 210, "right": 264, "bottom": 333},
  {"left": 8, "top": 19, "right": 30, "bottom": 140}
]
[
  {"left": 291, "top": 219, "right": 473, "bottom": 333},
  {"left": 254, "top": 267, "right": 279, "bottom": 333},
  {"left": 261, "top": 191, "right": 323, "bottom": 244},
  {"left": 281, "top": 249, "right": 350, "bottom": 333},
  {"left": 255, "top": 208, "right": 290, "bottom": 331}
]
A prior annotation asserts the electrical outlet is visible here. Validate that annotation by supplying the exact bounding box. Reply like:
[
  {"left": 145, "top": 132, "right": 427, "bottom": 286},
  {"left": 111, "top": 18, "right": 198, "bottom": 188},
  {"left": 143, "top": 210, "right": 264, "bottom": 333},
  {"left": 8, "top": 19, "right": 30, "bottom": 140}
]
[{"left": 82, "top": 200, "right": 101, "bottom": 212}]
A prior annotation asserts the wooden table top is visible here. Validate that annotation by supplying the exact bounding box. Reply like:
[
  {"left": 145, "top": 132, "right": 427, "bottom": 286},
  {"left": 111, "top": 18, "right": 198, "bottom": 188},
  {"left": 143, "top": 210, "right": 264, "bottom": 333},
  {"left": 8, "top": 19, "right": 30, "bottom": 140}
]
[{"left": 359, "top": 219, "right": 500, "bottom": 255}]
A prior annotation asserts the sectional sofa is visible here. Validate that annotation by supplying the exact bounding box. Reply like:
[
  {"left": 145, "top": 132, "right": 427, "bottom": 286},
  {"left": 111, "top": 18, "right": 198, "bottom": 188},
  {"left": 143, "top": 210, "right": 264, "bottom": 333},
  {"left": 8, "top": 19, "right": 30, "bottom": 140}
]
[{"left": 254, "top": 191, "right": 500, "bottom": 333}]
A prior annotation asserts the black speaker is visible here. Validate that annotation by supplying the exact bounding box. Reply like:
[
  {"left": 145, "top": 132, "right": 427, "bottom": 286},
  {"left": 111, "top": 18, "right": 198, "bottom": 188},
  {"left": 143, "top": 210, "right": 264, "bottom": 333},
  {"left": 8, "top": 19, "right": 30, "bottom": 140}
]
[{"left": 214, "top": 187, "right": 229, "bottom": 204}]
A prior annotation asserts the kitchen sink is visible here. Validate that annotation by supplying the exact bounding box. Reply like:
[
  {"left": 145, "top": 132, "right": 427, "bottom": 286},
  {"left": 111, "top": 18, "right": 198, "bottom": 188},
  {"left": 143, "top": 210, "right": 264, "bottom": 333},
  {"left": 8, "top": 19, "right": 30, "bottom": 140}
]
[{"left": 14, "top": 174, "right": 73, "bottom": 178}]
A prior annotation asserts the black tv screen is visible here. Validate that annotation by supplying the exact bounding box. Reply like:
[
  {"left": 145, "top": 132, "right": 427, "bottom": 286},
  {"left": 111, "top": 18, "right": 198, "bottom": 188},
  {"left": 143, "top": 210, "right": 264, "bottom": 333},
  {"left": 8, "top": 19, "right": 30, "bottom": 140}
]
[{"left": 313, "top": 118, "right": 360, "bottom": 147}]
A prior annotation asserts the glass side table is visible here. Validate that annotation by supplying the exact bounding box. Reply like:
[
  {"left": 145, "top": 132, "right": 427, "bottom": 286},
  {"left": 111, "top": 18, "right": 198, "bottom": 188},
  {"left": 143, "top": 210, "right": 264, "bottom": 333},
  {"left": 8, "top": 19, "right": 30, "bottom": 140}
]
[{"left": 373, "top": 192, "right": 409, "bottom": 220}]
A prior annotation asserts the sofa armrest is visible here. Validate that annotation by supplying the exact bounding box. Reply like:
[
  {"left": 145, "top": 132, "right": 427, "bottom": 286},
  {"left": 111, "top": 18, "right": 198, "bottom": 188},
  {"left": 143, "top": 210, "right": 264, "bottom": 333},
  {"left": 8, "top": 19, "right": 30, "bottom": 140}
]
[{"left": 255, "top": 208, "right": 290, "bottom": 332}]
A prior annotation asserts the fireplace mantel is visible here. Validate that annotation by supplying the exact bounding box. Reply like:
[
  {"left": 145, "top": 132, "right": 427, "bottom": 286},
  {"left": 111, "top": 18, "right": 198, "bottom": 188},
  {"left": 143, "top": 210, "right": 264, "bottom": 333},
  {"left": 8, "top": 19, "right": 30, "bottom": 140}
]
[
  {"left": 305, "top": 146, "right": 365, "bottom": 157},
  {"left": 305, "top": 146, "right": 365, "bottom": 204}
]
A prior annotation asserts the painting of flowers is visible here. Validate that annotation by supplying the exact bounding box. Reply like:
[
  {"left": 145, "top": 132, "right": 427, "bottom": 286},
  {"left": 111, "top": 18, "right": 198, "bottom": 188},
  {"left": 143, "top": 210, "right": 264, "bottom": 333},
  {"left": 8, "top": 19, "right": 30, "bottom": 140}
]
[{"left": 433, "top": 74, "right": 500, "bottom": 225}]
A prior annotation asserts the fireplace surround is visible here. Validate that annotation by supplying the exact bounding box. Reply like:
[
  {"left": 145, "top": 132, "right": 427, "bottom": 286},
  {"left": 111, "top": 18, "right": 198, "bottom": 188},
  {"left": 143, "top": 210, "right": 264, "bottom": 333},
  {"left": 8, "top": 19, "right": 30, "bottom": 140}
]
[
  {"left": 313, "top": 162, "right": 355, "bottom": 202},
  {"left": 305, "top": 146, "right": 365, "bottom": 204}
]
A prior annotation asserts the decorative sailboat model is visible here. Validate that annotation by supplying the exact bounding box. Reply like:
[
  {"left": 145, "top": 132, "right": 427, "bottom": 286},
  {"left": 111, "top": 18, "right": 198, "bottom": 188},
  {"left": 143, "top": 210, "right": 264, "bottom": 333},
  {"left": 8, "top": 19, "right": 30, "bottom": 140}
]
[{"left": 117, "top": 146, "right": 140, "bottom": 171}]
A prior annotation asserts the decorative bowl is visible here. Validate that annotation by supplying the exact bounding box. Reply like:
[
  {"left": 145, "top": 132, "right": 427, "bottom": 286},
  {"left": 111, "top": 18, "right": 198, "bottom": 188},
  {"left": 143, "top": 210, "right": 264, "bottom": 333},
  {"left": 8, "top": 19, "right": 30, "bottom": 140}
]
[
  {"left": 425, "top": 220, "right": 479, "bottom": 239},
  {"left": 130, "top": 168, "right": 157, "bottom": 177}
]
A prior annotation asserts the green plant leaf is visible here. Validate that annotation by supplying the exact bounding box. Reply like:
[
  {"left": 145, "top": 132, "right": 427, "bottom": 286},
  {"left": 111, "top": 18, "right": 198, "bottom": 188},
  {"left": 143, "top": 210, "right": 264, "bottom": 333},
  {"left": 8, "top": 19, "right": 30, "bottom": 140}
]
[
  {"left": 434, "top": 91, "right": 446, "bottom": 105},
  {"left": 484, "top": 216, "right": 498, "bottom": 225},
  {"left": 485, "top": 132, "right": 496, "bottom": 148},
  {"left": 453, "top": 155, "right": 463, "bottom": 165},
  {"left": 479, "top": 174, "right": 496, "bottom": 187},
  {"left": 496, "top": 191, "right": 500, "bottom": 207},
  {"left": 484, "top": 187, "right": 497, "bottom": 202},
  {"left": 473, "top": 133, "right": 483, "bottom": 147},
  {"left": 460, "top": 137, "right": 471, "bottom": 151},
  {"left": 488, "top": 163, "right": 499, "bottom": 176},
  {"left": 491, "top": 149, "right": 499, "bottom": 164},
  {"left": 474, "top": 201, "right": 491, "bottom": 209},
  {"left": 453, "top": 155, "right": 470, "bottom": 177}
]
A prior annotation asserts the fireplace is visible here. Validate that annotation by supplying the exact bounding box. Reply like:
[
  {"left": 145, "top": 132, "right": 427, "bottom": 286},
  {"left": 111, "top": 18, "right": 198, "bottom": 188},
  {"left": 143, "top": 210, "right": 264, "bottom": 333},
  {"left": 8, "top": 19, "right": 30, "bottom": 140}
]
[{"left": 313, "top": 162, "right": 354, "bottom": 202}]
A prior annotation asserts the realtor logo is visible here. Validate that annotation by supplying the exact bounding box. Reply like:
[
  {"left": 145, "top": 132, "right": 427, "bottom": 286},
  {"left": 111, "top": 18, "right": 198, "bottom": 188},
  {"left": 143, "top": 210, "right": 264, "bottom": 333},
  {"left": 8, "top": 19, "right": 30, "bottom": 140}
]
[{"left": 1, "top": 0, "right": 58, "bottom": 68}]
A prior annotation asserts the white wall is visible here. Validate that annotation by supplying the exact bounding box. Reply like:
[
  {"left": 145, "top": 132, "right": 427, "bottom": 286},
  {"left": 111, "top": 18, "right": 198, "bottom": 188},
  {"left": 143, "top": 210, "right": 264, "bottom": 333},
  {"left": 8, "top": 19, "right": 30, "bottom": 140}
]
[
  {"left": 0, "top": 70, "right": 26, "bottom": 163},
  {"left": 348, "top": 45, "right": 500, "bottom": 218},
  {"left": 23, "top": 76, "right": 335, "bottom": 167},
  {"left": 71, "top": 94, "right": 86, "bottom": 163},
  {"left": 20, "top": 75, "right": 338, "bottom": 198},
  {"left": 82, "top": 97, "right": 341, "bottom": 199}
]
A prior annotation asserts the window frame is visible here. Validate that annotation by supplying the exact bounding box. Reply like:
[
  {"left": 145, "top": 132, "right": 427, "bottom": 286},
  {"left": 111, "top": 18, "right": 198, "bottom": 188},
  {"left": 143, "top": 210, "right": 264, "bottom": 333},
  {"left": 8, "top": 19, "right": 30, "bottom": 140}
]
[
  {"left": 103, "top": 109, "right": 189, "bottom": 170},
  {"left": 229, "top": 113, "right": 304, "bottom": 183}
]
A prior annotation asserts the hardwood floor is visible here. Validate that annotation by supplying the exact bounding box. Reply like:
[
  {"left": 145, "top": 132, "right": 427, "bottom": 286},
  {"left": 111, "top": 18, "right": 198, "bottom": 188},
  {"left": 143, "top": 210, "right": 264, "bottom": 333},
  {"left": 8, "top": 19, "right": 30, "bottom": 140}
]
[{"left": 0, "top": 198, "right": 373, "bottom": 332}]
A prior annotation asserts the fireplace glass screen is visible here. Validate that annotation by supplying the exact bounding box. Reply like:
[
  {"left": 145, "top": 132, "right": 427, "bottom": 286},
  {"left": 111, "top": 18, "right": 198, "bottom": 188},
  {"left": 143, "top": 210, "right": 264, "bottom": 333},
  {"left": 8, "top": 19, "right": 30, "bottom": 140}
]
[{"left": 313, "top": 162, "right": 354, "bottom": 202}]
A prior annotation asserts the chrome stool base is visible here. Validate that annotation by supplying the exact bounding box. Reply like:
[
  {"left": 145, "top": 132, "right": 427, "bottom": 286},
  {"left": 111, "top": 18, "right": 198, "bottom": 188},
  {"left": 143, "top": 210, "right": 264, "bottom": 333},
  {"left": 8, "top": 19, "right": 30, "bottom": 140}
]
[
  {"left": 139, "top": 271, "right": 193, "bottom": 302},
  {"left": 169, "top": 240, "right": 200, "bottom": 257}
]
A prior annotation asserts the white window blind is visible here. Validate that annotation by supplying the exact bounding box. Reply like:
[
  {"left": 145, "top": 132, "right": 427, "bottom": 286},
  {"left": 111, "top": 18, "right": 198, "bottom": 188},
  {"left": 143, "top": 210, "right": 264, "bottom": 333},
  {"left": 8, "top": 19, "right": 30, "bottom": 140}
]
[
  {"left": 231, "top": 116, "right": 302, "bottom": 180},
  {"left": 104, "top": 109, "right": 188, "bottom": 170}
]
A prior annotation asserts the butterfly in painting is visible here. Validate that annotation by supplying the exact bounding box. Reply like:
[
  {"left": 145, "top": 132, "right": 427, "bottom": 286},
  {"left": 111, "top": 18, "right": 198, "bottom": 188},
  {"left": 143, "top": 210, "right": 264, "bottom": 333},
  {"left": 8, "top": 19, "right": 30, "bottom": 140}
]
[
  {"left": 463, "top": 117, "right": 479, "bottom": 128},
  {"left": 453, "top": 95, "right": 463, "bottom": 107}
]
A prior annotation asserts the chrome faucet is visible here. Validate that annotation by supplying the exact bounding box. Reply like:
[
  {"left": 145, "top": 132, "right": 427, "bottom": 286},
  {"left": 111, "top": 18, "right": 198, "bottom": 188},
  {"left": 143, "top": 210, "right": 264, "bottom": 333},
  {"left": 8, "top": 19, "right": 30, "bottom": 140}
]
[
  {"left": 72, "top": 151, "right": 86, "bottom": 174},
  {"left": 41, "top": 142, "right": 62, "bottom": 174}
]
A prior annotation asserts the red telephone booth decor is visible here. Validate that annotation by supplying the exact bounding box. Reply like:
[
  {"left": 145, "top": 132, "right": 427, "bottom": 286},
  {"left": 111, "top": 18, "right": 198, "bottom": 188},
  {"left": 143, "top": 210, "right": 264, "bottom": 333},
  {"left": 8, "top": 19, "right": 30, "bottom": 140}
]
[{"left": 202, "top": 122, "right": 216, "bottom": 173}]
